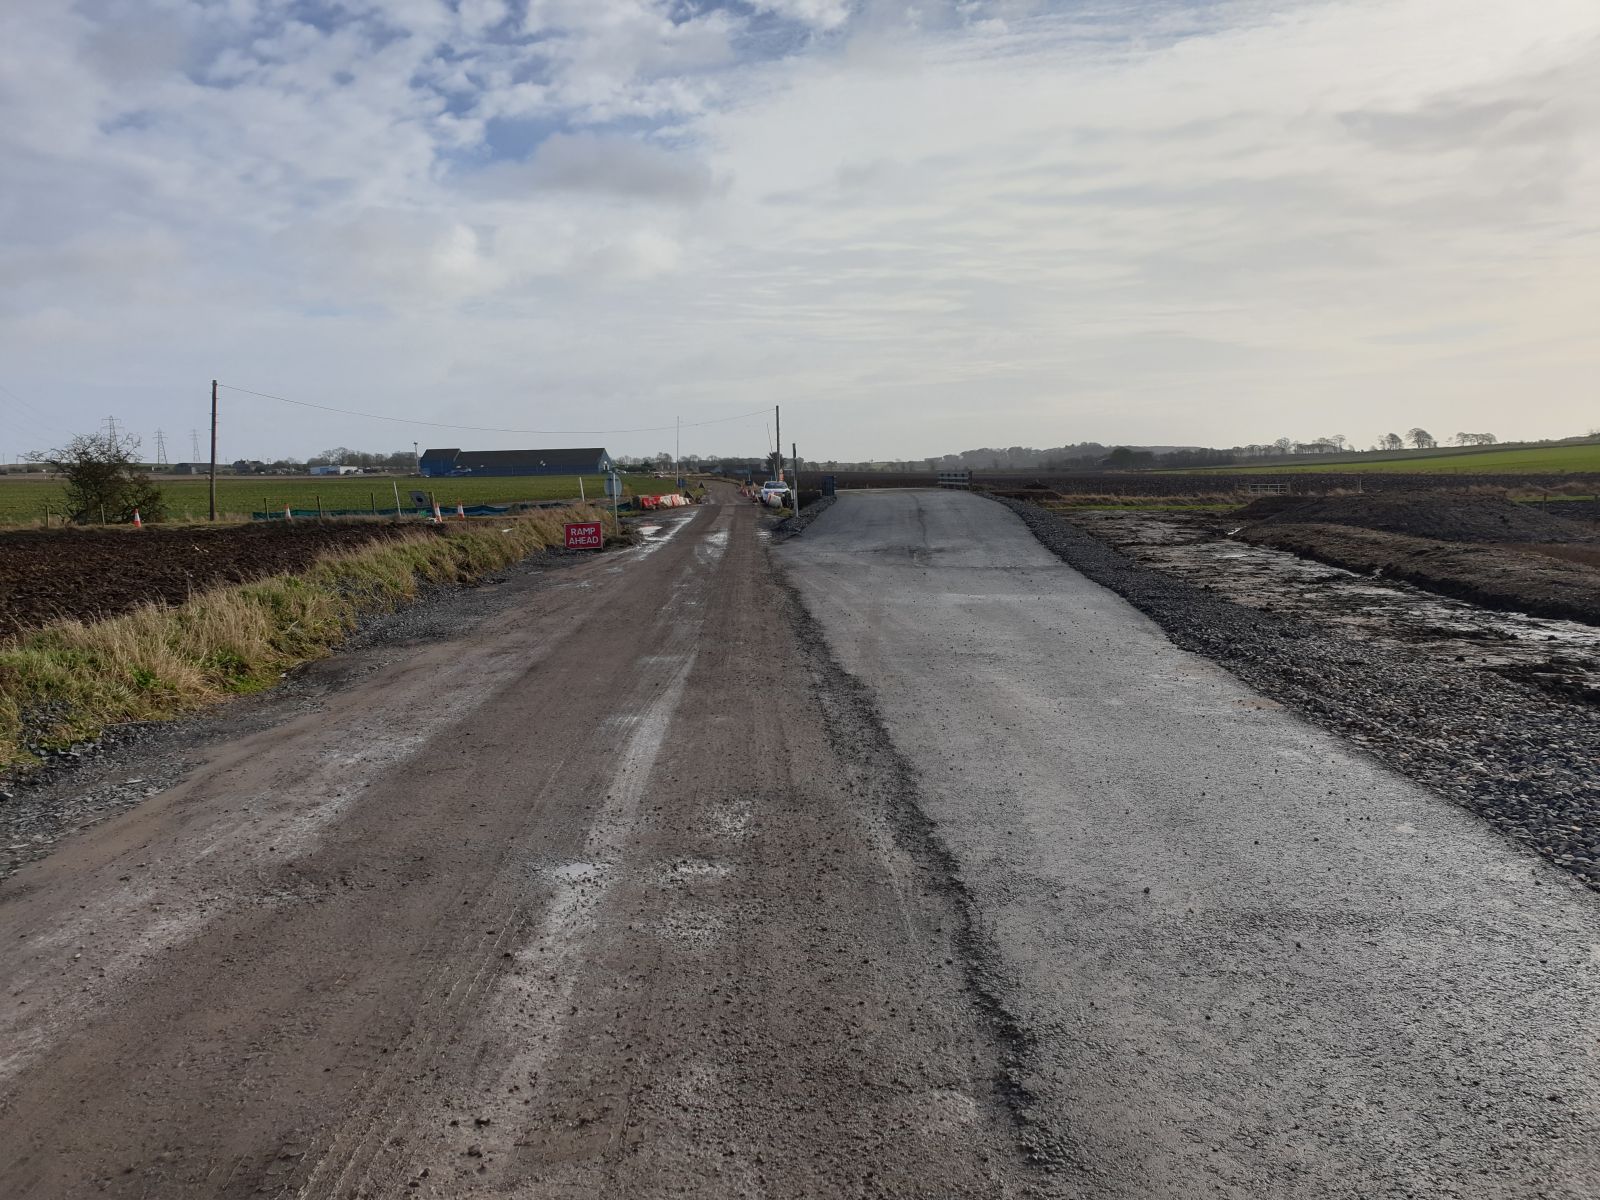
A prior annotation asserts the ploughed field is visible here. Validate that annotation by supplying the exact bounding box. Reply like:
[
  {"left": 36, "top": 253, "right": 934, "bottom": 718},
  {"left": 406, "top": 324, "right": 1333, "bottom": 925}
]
[
  {"left": 0, "top": 523, "right": 428, "bottom": 637},
  {"left": 0, "top": 473, "right": 610, "bottom": 524}
]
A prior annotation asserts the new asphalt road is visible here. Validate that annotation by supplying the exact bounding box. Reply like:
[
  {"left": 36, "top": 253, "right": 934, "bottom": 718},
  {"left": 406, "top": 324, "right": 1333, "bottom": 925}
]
[{"left": 779, "top": 489, "right": 1600, "bottom": 1199}]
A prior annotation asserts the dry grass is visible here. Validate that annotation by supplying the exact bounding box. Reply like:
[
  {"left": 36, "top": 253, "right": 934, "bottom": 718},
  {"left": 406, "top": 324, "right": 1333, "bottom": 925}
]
[{"left": 0, "top": 505, "right": 616, "bottom": 768}]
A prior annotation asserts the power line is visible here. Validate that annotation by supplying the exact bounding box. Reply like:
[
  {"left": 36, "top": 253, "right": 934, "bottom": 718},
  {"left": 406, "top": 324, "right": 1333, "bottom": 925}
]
[
  {"left": 0, "top": 381, "right": 76, "bottom": 440},
  {"left": 215, "top": 382, "right": 772, "bottom": 437}
]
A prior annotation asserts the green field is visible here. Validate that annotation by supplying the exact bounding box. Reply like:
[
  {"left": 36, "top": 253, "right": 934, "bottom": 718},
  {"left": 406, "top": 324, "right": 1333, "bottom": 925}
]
[
  {"left": 0, "top": 473, "right": 616, "bottom": 525},
  {"left": 1189, "top": 442, "right": 1600, "bottom": 476}
]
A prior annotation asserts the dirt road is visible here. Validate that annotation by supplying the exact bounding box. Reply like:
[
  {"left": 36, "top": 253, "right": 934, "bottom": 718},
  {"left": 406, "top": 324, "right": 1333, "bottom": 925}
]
[
  {"left": 0, "top": 493, "right": 1026, "bottom": 1197},
  {"left": 778, "top": 490, "right": 1600, "bottom": 1199},
  {"left": 4, "top": 487, "right": 1598, "bottom": 1198}
]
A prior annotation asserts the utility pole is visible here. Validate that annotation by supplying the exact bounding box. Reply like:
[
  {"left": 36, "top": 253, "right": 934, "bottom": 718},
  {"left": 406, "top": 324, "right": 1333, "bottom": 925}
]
[
  {"left": 413, "top": 441, "right": 419, "bottom": 472},
  {"left": 154, "top": 429, "right": 169, "bottom": 467},
  {"left": 208, "top": 379, "right": 218, "bottom": 521},
  {"left": 774, "top": 404, "right": 781, "bottom": 482},
  {"left": 792, "top": 443, "right": 801, "bottom": 517},
  {"left": 675, "top": 416, "right": 680, "bottom": 487}
]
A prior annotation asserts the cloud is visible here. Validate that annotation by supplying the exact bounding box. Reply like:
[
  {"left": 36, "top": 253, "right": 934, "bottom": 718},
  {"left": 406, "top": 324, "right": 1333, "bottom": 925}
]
[
  {"left": 750, "top": 0, "right": 855, "bottom": 31},
  {"left": 1, "top": 0, "right": 1599, "bottom": 462},
  {"left": 480, "top": 131, "right": 717, "bottom": 203}
]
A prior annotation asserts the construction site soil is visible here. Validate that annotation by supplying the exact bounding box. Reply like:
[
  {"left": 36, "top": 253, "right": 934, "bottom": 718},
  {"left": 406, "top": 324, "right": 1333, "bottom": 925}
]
[
  {"left": 0, "top": 521, "right": 433, "bottom": 637},
  {"left": 819, "top": 470, "right": 1600, "bottom": 496},
  {"left": 1242, "top": 524, "right": 1600, "bottom": 627},
  {"left": 1238, "top": 491, "right": 1600, "bottom": 542}
]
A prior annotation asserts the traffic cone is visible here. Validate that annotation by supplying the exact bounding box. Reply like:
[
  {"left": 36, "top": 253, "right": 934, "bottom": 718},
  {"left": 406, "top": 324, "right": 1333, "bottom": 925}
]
[
  {"left": 432, "top": 501, "right": 443, "bottom": 523},
  {"left": 456, "top": 501, "right": 466, "bottom": 520},
  {"left": 132, "top": 508, "right": 142, "bottom": 528}
]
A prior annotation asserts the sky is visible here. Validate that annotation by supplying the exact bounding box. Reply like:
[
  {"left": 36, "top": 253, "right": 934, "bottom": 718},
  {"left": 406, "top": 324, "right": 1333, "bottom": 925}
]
[{"left": 1, "top": 0, "right": 1597, "bottom": 464}]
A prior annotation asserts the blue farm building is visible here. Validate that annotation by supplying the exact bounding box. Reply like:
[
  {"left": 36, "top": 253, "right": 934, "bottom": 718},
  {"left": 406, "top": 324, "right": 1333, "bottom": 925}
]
[{"left": 419, "top": 447, "right": 613, "bottom": 478}]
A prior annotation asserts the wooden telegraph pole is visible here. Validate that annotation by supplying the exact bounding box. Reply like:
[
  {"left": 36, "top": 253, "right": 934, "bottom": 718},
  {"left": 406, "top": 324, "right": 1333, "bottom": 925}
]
[{"left": 208, "top": 379, "right": 219, "bottom": 521}]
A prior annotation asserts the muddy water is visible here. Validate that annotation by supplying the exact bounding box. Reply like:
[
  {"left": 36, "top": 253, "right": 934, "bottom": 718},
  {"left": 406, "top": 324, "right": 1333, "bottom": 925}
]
[{"left": 1062, "top": 509, "right": 1600, "bottom": 704}]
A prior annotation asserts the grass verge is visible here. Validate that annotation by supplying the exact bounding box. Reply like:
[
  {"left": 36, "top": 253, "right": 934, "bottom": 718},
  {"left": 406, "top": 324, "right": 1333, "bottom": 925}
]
[{"left": 0, "top": 505, "right": 617, "bottom": 769}]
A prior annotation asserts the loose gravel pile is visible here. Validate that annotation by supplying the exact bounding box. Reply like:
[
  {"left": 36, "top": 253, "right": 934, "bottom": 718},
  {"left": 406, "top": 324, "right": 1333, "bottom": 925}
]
[
  {"left": 999, "top": 497, "right": 1600, "bottom": 891},
  {"left": 1238, "top": 491, "right": 1597, "bottom": 543}
]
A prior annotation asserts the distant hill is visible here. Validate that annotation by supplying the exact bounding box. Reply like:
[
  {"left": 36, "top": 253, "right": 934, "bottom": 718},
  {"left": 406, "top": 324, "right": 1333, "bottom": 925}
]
[{"left": 812, "top": 444, "right": 1214, "bottom": 471}]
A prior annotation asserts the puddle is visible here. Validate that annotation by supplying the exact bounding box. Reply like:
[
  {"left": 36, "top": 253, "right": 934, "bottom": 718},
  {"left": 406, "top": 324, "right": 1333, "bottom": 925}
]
[
  {"left": 1065, "top": 510, "right": 1600, "bottom": 703},
  {"left": 696, "top": 527, "right": 730, "bottom": 565},
  {"left": 633, "top": 512, "right": 697, "bottom": 557}
]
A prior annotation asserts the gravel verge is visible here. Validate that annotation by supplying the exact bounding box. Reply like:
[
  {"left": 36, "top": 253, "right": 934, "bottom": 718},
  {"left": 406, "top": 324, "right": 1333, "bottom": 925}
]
[
  {"left": 997, "top": 497, "right": 1600, "bottom": 891},
  {"left": 769, "top": 494, "right": 837, "bottom": 542}
]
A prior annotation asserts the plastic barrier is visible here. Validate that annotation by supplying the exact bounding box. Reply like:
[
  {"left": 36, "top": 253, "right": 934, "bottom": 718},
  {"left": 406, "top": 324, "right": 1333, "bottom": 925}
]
[{"left": 636, "top": 494, "right": 691, "bottom": 511}]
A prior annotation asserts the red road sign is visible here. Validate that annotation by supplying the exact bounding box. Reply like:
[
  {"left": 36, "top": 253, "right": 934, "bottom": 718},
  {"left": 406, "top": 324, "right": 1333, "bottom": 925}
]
[{"left": 564, "top": 521, "right": 603, "bottom": 550}]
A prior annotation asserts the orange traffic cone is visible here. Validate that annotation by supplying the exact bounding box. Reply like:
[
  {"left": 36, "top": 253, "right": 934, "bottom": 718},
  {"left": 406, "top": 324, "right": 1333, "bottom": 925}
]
[
  {"left": 456, "top": 501, "right": 466, "bottom": 520},
  {"left": 132, "top": 508, "right": 142, "bottom": 528},
  {"left": 432, "top": 501, "right": 443, "bottom": 523}
]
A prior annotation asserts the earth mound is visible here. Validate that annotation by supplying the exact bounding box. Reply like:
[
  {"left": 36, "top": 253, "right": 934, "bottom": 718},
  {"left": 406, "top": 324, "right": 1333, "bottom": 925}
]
[{"left": 1236, "top": 491, "right": 1595, "bottom": 544}]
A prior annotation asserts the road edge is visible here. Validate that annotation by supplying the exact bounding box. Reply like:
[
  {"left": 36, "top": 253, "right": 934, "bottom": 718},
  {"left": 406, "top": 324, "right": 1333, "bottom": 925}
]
[{"left": 771, "top": 552, "right": 1081, "bottom": 1176}]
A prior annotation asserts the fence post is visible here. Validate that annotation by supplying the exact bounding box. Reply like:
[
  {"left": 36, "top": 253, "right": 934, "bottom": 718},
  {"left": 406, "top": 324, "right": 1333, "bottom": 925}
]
[{"left": 317, "top": 494, "right": 324, "bottom": 519}]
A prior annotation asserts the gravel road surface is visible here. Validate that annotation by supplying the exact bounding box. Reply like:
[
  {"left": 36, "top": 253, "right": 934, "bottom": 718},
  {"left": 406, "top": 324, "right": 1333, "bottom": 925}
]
[
  {"left": 778, "top": 489, "right": 1600, "bottom": 1199},
  {"left": 0, "top": 491, "right": 1029, "bottom": 1197}
]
